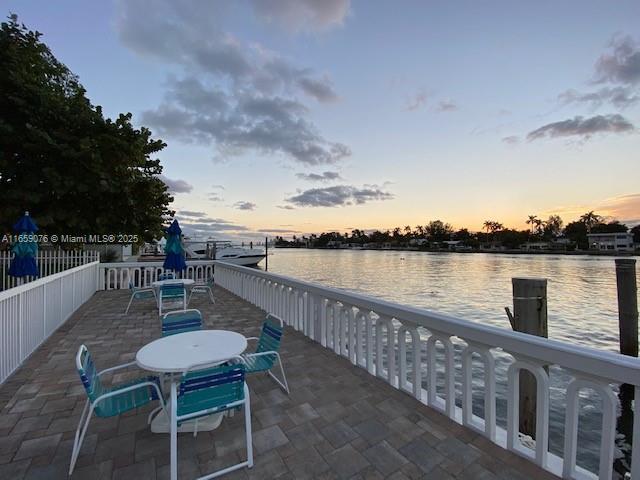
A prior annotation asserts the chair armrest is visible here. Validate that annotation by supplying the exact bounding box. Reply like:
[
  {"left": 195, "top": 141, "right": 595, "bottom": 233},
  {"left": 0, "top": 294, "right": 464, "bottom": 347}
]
[
  {"left": 93, "top": 380, "right": 165, "bottom": 408},
  {"left": 97, "top": 361, "right": 137, "bottom": 377},
  {"left": 245, "top": 337, "right": 259, "bottom": 341},
  {"left": 243, "top": 351, "right": 278, "bottom": 359}
]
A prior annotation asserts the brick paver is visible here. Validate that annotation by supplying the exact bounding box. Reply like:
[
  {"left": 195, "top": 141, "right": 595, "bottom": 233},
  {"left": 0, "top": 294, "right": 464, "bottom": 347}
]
[{"left": 0, "top": 287, "right": 560, "bottom": 479}]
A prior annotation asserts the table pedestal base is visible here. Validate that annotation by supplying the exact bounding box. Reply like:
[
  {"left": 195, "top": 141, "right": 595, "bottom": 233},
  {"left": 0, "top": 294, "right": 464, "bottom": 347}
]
[{"left": 150, "top": 409, "right": 224, "bottom": 434}]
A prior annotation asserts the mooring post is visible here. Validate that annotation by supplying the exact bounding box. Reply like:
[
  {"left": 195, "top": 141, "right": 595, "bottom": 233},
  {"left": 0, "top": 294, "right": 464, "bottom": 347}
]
[
  {"left": 265, "top": 236, "right": 268, "bottom": 272},
  {"left": 616, "top": 259, "right": 638, "bottom": 358},
  {"left": 505, "top": 277, "right": 548, "bottom": 438},
  {"left": 614, "top": 259, "right": 638, "bottom": 476}
]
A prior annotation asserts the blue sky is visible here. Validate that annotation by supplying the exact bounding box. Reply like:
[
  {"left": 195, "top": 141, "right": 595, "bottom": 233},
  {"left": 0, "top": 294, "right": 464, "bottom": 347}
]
[{"left": 7, "top": 0, "right": 640, "bottom": 239}]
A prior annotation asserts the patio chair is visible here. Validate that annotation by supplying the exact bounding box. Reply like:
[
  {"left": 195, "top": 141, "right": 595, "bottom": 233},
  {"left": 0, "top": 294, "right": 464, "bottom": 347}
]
[
  {"left": 187, "top": 276, "right": 215, "bottom": 306},
  {"left": 158, "top": 272, "right": 175, "bottom": 280},
  {"left": 125, "top": 282, "right": 156, "bottom": 314},
  {"left": 169, "top": 361, "right": 252, "bottom": 480},
  {"left": 162, "top": 309, "right": 202, "bottom": 337},
  {"left": 158, "top": 283, "right": 186, "bottom": 316},
  {"left": 70, "top": 345, "right": 165, "bottom": 476},
  {"left": 241, "top": 314, "right": 289, "bottom": 393}
]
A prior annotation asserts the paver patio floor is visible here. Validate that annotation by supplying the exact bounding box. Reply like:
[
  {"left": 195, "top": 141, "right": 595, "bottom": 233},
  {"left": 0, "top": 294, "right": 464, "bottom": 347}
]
[{"left": 0, "top": 286, "right": 559, "bottom": 479}]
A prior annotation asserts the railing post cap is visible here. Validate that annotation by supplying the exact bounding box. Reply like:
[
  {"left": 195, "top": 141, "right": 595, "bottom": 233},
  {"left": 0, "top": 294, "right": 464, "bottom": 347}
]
[
  {"left": 512, "top": 277, "right": 547, "bottom": 285},
  {"left": 615, "top": 258, "right": 636, "bottom": 267}
]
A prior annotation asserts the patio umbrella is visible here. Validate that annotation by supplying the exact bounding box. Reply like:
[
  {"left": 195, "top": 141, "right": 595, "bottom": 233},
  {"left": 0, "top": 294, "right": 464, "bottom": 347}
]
[
  {"left": 8, "top": 211, "right": 39, "bottom": 278},
  {"left": 163, "top": 219, "right": 186, "bottom": 272}
]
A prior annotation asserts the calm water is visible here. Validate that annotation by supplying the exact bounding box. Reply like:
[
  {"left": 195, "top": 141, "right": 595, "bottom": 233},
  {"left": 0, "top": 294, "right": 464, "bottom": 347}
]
[{"left": 263, "top": 249, "right": 638, "bottom": 474}]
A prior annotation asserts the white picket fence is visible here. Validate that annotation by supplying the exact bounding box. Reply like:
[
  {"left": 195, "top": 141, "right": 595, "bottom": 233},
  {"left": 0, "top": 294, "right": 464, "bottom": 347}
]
[
  {"left": 99, "top": 260, "right": 216, "bottom": 290},
  {"left": 214, "top": 261, "right": 640, "bottom": 480},
  {"left": 0, "top": 261, "right": 100, "bottom": 385},
  {"left": 0, "top": 250, "right": 100, "bottom": 291}
]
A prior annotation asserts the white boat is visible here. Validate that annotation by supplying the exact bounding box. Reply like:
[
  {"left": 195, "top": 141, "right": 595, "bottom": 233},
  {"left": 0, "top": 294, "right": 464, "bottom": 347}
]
[{"left": 183, "top": 240, "right": 266, "bottom": 267}]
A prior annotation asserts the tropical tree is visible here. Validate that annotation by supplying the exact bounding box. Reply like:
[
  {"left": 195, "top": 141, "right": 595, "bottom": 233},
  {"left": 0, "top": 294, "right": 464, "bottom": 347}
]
[
  {"left": 0, "top": 15, "right": 173, "bottom": 241},
  {"left": 579, "top": 211, "right": 603, "bottom": 233},
  {"left": 526, "top": 215, "right": 538, "bottom": 235},
  {"left": 543, "top": 215, "right": 563, "bottom": 239},
  {"left": 403, "top": 225, "right": 412, "bottom": 238},
  {"left": 425, "top": 220, "right": 454, "bottom": 242}
]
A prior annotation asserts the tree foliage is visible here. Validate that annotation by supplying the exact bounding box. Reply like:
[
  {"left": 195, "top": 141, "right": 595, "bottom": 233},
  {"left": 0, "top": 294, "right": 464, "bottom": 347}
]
[{"left": 0, "top": 15, "right": 173, "bottom": 242}]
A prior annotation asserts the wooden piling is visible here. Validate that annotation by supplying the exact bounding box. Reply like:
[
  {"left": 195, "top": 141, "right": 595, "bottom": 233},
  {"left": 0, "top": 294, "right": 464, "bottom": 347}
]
[
  {"left": 615, "top": 259, "right": 638, "bottom": 358},
  {"left": 506, "top": 277, "right": 548, "bottom": 438},
  {"left": 265, "top": 236, "right": 268, "bottom": 271}
]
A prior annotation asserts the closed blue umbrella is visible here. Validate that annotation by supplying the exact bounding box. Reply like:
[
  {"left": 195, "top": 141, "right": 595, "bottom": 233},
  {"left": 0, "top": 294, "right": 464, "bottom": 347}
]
[
  {"left": 163, "top": 219, "right": 186, "bottom": 272},
  {"left": 8, "top": 211, "right": 39, "bottom": 278}
]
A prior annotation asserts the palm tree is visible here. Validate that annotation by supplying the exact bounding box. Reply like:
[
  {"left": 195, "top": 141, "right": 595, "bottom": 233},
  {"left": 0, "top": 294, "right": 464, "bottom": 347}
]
[
  {"left": 580, "top": 211, "right": 603, "bottom": 233},
  {"left": 526, "top": 215, "right": 538, "bottom": 235},
  {"left": 404, "top": 225, "right": 412, "bottom": 238},
  {"left": 414, "top": 225, "right": 425, "bottom": 237}
]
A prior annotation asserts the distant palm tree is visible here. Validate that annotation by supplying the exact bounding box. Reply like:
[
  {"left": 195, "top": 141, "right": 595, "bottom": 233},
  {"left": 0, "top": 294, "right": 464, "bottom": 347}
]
[
  {"left": 414, "top": 225, "right": 424, "bottom": 237},
  {"left": 404, "top": 225, "right": 412, "bottom": 237},
  {"left": 580, "top": 211, "right": 603, "bottom": 233},
  {"left": 526, "top": 215, "right": 538, "bottom": 235}
]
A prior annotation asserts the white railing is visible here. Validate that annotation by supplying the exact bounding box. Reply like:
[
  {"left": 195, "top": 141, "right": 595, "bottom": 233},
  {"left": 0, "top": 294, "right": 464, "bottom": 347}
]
[
  {"left": 214, "top": 261, "right": 640, "bottom": 480},
  {"left": 0, "top": 249, "right": 100, "bottom": 291},
  {"left": 99, "top": 260, "right": 216, "bottom": 290},
  {"left": 0, "top": 261, "right": 100, "bottom": 385}
]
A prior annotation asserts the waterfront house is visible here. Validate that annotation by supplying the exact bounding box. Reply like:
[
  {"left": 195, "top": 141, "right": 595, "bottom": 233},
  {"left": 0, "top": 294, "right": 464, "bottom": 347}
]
[{"left": 587, "top": 232, "right": 635, "bottom": 252}]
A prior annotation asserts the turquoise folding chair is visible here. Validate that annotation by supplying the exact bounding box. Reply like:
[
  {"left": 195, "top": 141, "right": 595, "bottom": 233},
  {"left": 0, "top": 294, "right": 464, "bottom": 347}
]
[
  {"left": 125, "top": 282, "right": 156, "bottom": 314},
  {"left": 188, "top": 276, "right": 215, "bottom": 306},
  {"left": 159, "top": 283, "right": 186, "bottom": 316},
  {"left": 169, "top": 361, "right": 252, "bottom": 480},
  {"left": 242, "top": 314, "right": 289, "bottom": 393},
  {"left": 162, "top": 309, "right": 202, "bottom": 336},
  {"left": 70, "top": 345, "right": 165, "bottom": 476}
]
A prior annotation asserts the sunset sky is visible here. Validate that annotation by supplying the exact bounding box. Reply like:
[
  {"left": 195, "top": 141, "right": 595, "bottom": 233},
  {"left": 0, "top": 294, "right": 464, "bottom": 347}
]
[{"left": 8, "top": 0, "right": 640, "bottom": 239}]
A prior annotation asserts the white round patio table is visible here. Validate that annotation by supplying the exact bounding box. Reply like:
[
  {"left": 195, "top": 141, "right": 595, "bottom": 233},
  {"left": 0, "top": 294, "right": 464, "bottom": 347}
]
[
  {"left": 136, "top": 330, "right": 247, "bottom": 433},
  {"left": 151, "top": 278, "right": 195, "bottom": 288}
]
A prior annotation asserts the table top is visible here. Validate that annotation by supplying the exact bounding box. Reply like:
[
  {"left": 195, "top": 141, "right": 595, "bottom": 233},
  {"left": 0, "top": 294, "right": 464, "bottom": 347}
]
[
  {"left": 151, "top": 278, "right": 195, "bottom": 287},
  {"left": 136, "top": 330, "right": 247, "bottom": 373}
]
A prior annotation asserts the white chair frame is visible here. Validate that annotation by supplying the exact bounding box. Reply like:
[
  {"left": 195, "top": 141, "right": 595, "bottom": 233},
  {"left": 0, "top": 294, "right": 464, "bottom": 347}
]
[
  {"left": 169, "top": 356, "right": 253, "bottom": 480},
  {"left": 70, "top": 347, "right": 166, "bottom": 476}
]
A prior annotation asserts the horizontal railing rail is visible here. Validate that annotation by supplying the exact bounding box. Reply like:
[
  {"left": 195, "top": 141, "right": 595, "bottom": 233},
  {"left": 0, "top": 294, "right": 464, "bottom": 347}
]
[
  {"left": 0, "top": 249, "right": 100, "bottom": 291},
  {"left": 0, "top": 261, "right": 100, "bottom": 385},
  {"left": 213, "top": 261, "right": 640, "bottom": 480},
  {"left": 99, "top": 260, "right": 216, "bottom": 290}
]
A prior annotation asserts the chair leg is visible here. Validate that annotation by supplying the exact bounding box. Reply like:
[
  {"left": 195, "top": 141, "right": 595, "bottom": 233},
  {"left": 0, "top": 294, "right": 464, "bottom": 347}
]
[
  {"left": 207, "top": 286, "right": 215, "bottom": 303},
  {"left": 267, "top": 354, "right": 290, "bottom": 394},
  {"left": 69, "top": 400, "right": 93, "bottom": 476},
  {"left": 125, "top": 294, "right": 135, "bottom": 314},
  {"left": 244, "top": 384, "right": 253, "bottom": 468},
  {"left": 170, "top": 382, "right": 178, "bottom": 480},
  {"left": 187, "top": 290, "right": 194, "bottom": 307}
]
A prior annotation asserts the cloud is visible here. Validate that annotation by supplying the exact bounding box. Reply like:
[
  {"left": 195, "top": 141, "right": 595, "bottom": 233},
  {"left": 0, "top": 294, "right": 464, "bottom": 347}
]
[
  {"left": 233, "top": 201, "right": 257, "bottom": 211},
  {"left": 116, "top": 0, "right": 349, "bottom": 165},
  {"left": 541, "top": 193, "right": 640, "bottom": 226},
  {"left": 143, "top": 77, "right": 350, "bottom": 165},
  {"left": 405, "top": 90, "right": 427, "bottom": 111},
  {"left": 248, "top": 0, "right": 350, "bottom": 32},
  {"left": 277, "top": 205, "right": 296, "bottom": 210},
  {"left": 558, "top": 86, "right": 640, "bottom": 109},
  {"left": 436, "top": 100, "right": 458, "bottom": 112},
  {"left": 296, "top": 171, "right": 343, "bottom": 182},
  {"left": 526, "top": 114, "right": 635, "bottom": 141},
  {"left": 594, "top": 35, "right": 640, "bottom": 85},
  {"left": 257, "top": 228, "right": 300, "bottom": 233},
  {"left": 179, "top": 217, "right": 251, "bottom": 239},
  {"left": 555, "top": 35, "right": 640, "bottom": 111},
  {"left": 177, "top": 210, "right": 208, "bottom": 218},
  {"left": 285, "top": 184, "right": 394, "bottom": 207},
  {"left": 502, "top": 135, "right": 520, "bottom": 145},
  {"left": 211, "top": 184, "right": 225, "bottom": 190},
  {"left": 157, "top": 174, "right": 193, "bottom": 193},
  {"left": 208, "top": 193, "right": 224, "bottom": 202}
]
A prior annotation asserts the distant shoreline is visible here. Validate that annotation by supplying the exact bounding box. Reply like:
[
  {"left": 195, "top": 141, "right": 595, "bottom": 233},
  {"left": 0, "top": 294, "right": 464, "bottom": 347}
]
[{"left": 273, "top": 246, "right": 638, "bottom": 257}]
